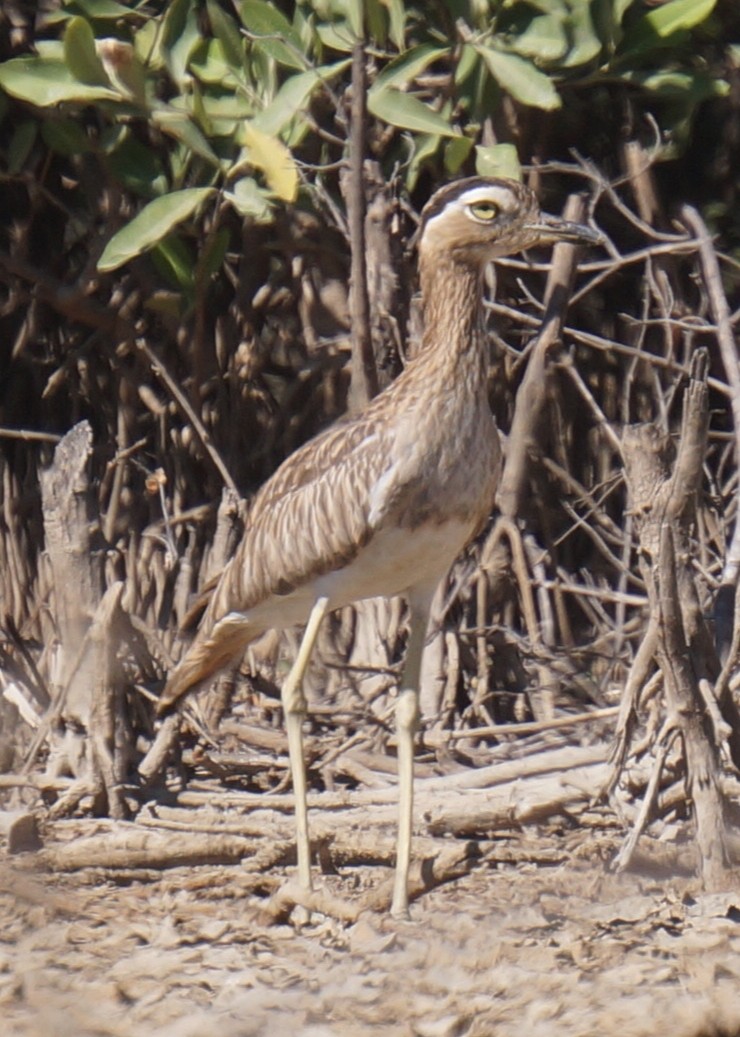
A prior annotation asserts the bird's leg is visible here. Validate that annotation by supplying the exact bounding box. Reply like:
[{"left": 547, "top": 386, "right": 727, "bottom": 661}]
[
  {"left": 282, "top": 595, "right": 330, "bottom": 898},
  {"left": 391, "top": 596, "right": 431, "bottom": 919}
]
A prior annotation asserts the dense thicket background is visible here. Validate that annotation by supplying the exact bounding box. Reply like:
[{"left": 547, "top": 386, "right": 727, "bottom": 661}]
[{"left": 0, "top": 0, "right": 739, "bottom": 802}]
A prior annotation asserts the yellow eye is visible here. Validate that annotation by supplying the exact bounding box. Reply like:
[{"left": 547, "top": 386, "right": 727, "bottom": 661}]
[{"left": 469, "top": 201, "right": 499, "bottom": 221}]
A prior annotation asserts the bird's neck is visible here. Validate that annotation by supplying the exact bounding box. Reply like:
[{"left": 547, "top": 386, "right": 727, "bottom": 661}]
[{"left": 417, "top": 252, "right": 488, "bottom": 383}]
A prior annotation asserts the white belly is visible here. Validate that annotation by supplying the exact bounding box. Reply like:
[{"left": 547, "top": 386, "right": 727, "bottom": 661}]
[{"left": 242, "top": 519, "right": 474, "bottom": 630}]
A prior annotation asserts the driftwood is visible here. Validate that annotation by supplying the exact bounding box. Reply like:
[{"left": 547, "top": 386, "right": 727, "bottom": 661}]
[
  {"left": 265, "top": 840, "right": 476, "bottom": 923},
  {"left": 46, "top": 743, "right": 609, "bottom": 872},
  {"left": 0, "top": 807, "right": 41, "bottom": 853},
  {"left": 41, "top": 826, "right": 255, "bottom": 871}
]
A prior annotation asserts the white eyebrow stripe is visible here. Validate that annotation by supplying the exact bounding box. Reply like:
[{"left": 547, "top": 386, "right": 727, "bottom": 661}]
[{"left": 453, "top": 185, "right": 519, "bottom": 209}]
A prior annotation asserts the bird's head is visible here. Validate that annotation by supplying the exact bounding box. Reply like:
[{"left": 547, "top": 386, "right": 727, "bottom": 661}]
[{"left": 418, "top": 177, "right": 601, "bottom": 266}]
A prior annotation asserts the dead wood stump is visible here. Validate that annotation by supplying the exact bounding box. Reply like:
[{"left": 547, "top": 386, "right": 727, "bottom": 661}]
[
  {"left": 609, "top": 351, "right": 733, "bottom": 887},
  {"left": 32, "top": 422, "right": 137, "bottom": 818}
]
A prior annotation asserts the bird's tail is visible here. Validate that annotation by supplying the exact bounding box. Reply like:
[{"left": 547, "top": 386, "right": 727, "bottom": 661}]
[{"left": 157, "top": 610, "right": 257, "bottom": 715}]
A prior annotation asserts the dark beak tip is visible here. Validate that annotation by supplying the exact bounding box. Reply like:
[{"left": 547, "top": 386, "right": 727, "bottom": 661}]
[
  {"left": 538, "top": 216, "right": 604, "bottom": 247},
  {"left": 571, "top": 225, "right": 605, "bottom": 247}
]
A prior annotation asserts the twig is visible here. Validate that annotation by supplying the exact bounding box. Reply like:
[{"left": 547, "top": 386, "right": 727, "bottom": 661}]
[
  {"left": 135, "top": 339, "right": 238, "bottom": 494},
  {"left": 498, "top": 193, "right": 589, "bottom": 517},
  {"left": 445, "top": 705, "right": 618, "bottom": 741},
  {"left": 613, "top": 722, "right": 678, "bottom": 872},
  {"left": 682, "top": 205, "right": 740, "bottom": 665},
  {"left": 345, "top": 40, "right": 378, "bottom": 412},
  {"left": 0, "top": 427, "right": 62, "bottom": 443}
]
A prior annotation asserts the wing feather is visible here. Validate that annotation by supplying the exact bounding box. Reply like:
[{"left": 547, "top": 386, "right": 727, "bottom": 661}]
[
  {"left": 202, "top": 413, "right": 397, "bottom": 629},
  {"left": 161, "top": 405, "right": 407, "bottom": 710}
]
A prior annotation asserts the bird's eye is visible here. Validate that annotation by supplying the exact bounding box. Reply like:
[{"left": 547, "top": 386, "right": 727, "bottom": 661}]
[{"left": 469, "top": 201, "right": 499, "bottom": 221}]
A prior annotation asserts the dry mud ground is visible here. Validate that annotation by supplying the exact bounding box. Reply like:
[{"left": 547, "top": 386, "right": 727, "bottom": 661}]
[{"left": 2, "top": 819, "right": 740, "bottom": 1037}]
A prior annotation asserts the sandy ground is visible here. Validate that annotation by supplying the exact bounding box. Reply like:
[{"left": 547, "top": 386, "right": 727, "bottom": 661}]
[{"left": 2, "top": 817, "right": 740, "bottom": 1037}]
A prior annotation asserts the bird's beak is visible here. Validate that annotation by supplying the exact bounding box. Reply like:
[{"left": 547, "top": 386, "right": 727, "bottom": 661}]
[{"left": 526, "top": 214, "right": 603, "bottom": 246}]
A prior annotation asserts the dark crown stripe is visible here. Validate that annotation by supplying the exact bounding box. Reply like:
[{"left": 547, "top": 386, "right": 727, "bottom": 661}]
[{"left": 420, "top": 176, "right": 528, "bottom": 229}]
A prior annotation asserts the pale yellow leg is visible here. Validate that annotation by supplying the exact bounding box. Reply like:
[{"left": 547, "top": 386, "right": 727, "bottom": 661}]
[
  {"left": 390, "top": 596, "right": 430, "bottom": 919},
  {"left": 282, "top": 595, "right": 330, "bottom": 895}
]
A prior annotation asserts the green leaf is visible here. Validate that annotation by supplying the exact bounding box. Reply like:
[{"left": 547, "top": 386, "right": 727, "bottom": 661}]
[
  {"left": 562, "top": 3, "right": 603, "bottom": 68},
  {"left": 640, "top": 0, "right": 716, "bottom": 37},
  {"left": 35, "top": 41, "right": 65, "bottom": 60},
  {"left": 196, "top": 90, "right": 254, "bottom": 124},
  {"left": 134, "top": 19, "right": 165, "bottom": 70},
  {"left": 0, "top": 57, "right": 120, "bottom": 106},
  {"left": 68, "top": 0, "right": 140, "bottom": 18},
  {"left": 106, "top": 133, "right": 168, "bottom": 197},
  {"left": 226, "top": 177, "right": 274, "bottom": 221},
  {"left": 475, "top": 46, "right": 561, "bottom": 110},
  {"left": 98, "top": 188, "right": 215, "bottom": 271},
  {"left": 368, "top": 87, "right": 460, "bottom": 137},
  {"left": 253, "top": 60, "right": 351, "bottom": 136},
  {"left": 507, "top": 13, "right": 568, "bottom": 63},
  {"left": 8, "top": 120, "right": 36, "bottom": 174},
  {"left": 444, "top": 135, "right": 473, "bottom": 175},
  {"left": 190, "top": 39, "right": 237, "bottom": 85},
  {"left": 406, "top": 132, "right": 442, "bottom": 191},
  {"left": 238, "top": 122, "right": 298, "bottom": 201},
  {"left": 197, "top": 226, "right": 231, "bottom": 282},
  {"left": 152, "top": 236, "right": 195, "bottom": 293},
  {"left": 239, "top": 0, "right": 306, "bottom": 70},
  {"left": 161, "top": 0, "right": 202, "bottom": 86},
  {"left": 371, "top": 44, "right": 449, "bottom": 92},
  {"left": 42, "top": 119, "right": 92, "bottom": 158},
  {"left": 152, "top": 107, "right": 220, "bottom": 166},
  {"left": 206, "top": 0, "right": 246, "bottom": 73},
  {"left": 366, "top": 0, "right": 388, "bottom": 46},
  {"left": 342, "top": 0, "right": 363, "bottom": 39},
  {"left": 387, "top": 0, "right": 406, "bottom": 50},
  {"left": 475, "top": 143, "right": 522, "bottom": 181},
  {"left": 621, "top": 69, "right": 729, "bottom": 103},
  {"left": 614, "top": 0, "right": 638, "bottom": 24},
  {"left": 315, "top": 23, "right": 355, "bottom": 52},
  {"left": 619, "top": 0, "right": 716, "bottom": 55},
  {"left": 63, "top": 17, "right": 110, "bottom": 86},
  {"left": 96, "top": 38, "right": 147, "bottom": 104}
]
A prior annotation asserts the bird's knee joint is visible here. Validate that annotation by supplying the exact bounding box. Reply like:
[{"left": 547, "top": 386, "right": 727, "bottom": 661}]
[
  {"left": 396, "top": 689, "right": 419, "bottom": 734},
  {"left": 282, "top": 681, "right": 307, "bottom": 718}
]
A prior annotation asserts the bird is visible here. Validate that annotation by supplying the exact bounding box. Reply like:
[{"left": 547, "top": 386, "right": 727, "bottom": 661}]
[{"left": 157, "top": 177, "right": 600, "bottom": 918}]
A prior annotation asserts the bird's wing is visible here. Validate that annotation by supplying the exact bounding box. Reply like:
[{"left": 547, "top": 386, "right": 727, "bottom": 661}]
[
  {"left": 158, "top": 401, "right": 416, "bottom": 712},
  {"left": 203, "top": 408, "right": 400, "bottom": 624}
]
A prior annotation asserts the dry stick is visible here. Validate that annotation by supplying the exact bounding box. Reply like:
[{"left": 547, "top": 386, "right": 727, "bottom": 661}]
[
  {"left": 484, "top": 518, "right": 540, "bottom": 646},
  {"left": 620, "top": 352, "right": 730, "bottom": 885},
  {"left": 614, "top": 722, "right": 678, "bottom": 872},
  {"left": 681, "top": 205, "right": 740, "bottom": 664},
  {"left": 0, "top": 249, "right": 237, "bottom": 497},
  {"left": 491, "top": 298, "right": 732, "bottom": 397},
  {"left": 655, "top": 524, "right": 730, "bottom": 887},
  {"left": 558, "top": 354, "right": 623, "bottom": 456},
  {"left": 603, "top": 616, "right": 659, "bottom": 796},
  {"left": 483, "top": 517, "right": 555, "bottom": 720},
  {"left": 495, "top": 194, "right": 590, "bottom": 719},
  {"left": 446, "top": 704, "right": 618, "bottom": 741},
  {"left": 135, "top": 338, "right": 238, "bottom": 495},
  {"left": 0, "top": 427, "right": 62, "bottom": 443},
  {"left": 497, "top": 193, "right": 589, "bottom": 518},
  {"left": 345, "top": 40, "right": 378, "bottom": 413}
]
